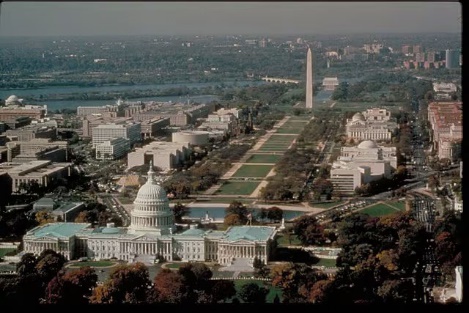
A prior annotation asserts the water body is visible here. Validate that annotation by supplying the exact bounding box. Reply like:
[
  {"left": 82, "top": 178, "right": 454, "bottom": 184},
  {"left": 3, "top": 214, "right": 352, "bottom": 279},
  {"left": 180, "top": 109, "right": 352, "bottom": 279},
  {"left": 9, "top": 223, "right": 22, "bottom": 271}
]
[
  {"left": 1, "top": 80, "right": 265, "bottom": 111},
  {"left": 41, "top": 95, "right": 220, "bottom": 112},
  {"left": 186, "top": 206, "right": 305, "bottom": 222},
  {"left": 0, "top": 80, "right": 264, "bottom": 101}
]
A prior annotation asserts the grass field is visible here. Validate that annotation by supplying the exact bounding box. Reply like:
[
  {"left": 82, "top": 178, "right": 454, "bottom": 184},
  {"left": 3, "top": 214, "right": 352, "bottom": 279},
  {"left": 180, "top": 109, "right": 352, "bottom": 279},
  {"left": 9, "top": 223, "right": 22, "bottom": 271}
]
[
  {"left": 69, "top": 261, "right": 115, "bottom": 267},
  {"left": 117, "top": 197, "right": 134, "bottom": 204},
  {"left": 267, "top": 134, "right": 297, "bottom": 142},
  {"left": 246, "top": 154, "right": 282, "bottom": 163},
  {"left": 275, "top": 128, "right": 303, "bottom": 134},
  {"left": 195, "top": 198, "right": 253, "bottom": 204},
  {"left": 165, "top": 262, "right": 188, "bottom": 269},
  {"left": 258, "top": 143, "right": 292, "bottom": 151},
  {"left": 215, "top": 181, "right": 261, "bottom": 195},
  {"left": 0, "top": 248, "right": 15, "bottom": 258},
  {"left": 387, "top": 200, "right": 406, "bottom": 211},
  {"left": 231, "top": 165, "right": 274, "bottom": 178},
  {"left": 276, "top": 234, "right": 302, "bottom": 246},
  {"left": 313, "top": 258, "right": 337, "bottom": 267},
  {"left": 234, "top": 279, "right": 282, "bottom": 303},
  {"left": 360, "top": 203, "right": 401, "bottom": 217}
]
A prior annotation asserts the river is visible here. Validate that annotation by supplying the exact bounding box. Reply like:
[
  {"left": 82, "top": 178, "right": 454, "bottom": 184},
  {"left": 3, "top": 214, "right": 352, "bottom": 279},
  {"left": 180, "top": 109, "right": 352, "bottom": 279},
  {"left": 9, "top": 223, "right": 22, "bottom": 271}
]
[{"left": 0, "top": 80, "right": 265, "bottom": 111}]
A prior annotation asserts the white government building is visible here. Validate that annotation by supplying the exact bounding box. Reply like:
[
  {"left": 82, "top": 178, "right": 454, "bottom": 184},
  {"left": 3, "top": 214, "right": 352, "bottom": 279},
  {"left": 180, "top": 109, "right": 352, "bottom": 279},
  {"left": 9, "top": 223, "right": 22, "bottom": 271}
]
[
  {"left": 346, "top": 109, "right": 398, "bottom": 142},
  {"left": 22, "top": 162, "right": 277, "bottom": 265},
  {"left": 330, "top": 140, "right": 397, "bottom": 194}
]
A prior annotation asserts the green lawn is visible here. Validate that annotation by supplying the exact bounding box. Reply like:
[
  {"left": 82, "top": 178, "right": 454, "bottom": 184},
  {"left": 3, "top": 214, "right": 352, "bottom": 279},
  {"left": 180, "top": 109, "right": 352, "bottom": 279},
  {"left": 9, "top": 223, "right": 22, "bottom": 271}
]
[
  {"left": 387, "top": 200, "right": 406, "bottom": 211},
  {"left": 266, "top": 135, "right": 296, "bottom": 142},
  {"left": 313, "top": 258, "right": 337, "bottom": 267},
  {"left": 195, "top": 197, "right": 253, "bottom": 204},
  {"left": 69, "top": 261, "right": 115, "bottom": 267},
  {"left": 276, "top": 233, "right": 302, "bottom": 246},
  {"left": 246, "top": 154, "right": 282, "bottom": 164},
  {"left": 117, "top": 197, "right": 134, "bottom": 204},
  {"left": 165, "top": 262, "right": 188, "bottom": 269},
  {"left": 275, "top": 127, "right": 304, "bottom": 134},
  {"left": 215, "top": 181, "right": 261, "bottom": 195},
  {"left": 232, "top": 165, "right": 274, "bottom": 178},
  {"left": 360, "top": 203, "right": 401, "bottom": 217},
  {"left": 0, "top": 248, "right": 15, "bottom": 258}
]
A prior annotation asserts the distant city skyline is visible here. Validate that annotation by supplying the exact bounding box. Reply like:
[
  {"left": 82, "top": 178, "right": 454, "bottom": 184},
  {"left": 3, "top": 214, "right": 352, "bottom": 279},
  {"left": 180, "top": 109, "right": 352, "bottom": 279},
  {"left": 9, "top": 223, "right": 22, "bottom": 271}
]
[{"left": 0, "top": 2, "right": 462, "bottom": 37}]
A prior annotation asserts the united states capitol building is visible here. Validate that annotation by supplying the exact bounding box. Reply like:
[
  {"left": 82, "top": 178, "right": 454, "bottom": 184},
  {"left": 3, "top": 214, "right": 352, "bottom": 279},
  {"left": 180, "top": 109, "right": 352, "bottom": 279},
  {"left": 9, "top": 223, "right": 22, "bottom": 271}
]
[{"left": 22, "top": 162, "right": 277, "bottom": 265}]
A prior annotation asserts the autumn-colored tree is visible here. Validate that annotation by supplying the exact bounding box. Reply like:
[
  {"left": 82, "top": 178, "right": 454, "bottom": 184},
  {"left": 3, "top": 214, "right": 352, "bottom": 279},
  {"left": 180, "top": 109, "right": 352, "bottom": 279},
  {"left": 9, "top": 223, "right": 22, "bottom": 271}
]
[
  {"left": 35, "top": 210, "right": 55, "bottom": 225},
  {"left": 293, "top": 215, "right": 326, "bottom": 246},
  {"left": 271, "top": 263, "right": 327, "bottom": 303},
  {"left": 74, "top": 211, "right": 90, "bottom": 223},
  {"left": 35, "top": 249, "right": 67, "bottom": 286},
  {"left": 376, "top": 249, "right": 399, "bottom": 272},
  {"left": 44, "top": 266, "right": 98, "bottom": 304},
  {"left": 152, "top": 268, "right": 192, "bottom": 303},
  {"left": 238, "top": 282, "right": 268, "bottom": 303},
  {"left": 225, "top": 201, "right": 248, "bottom": 223},
  {"left": 224, "top": 213, "right": 242, "bottom": 226},
  {"left": 178, "top": 262, "right": 212, "bottom": 292},
  {"left": 308, "top": 279, "right": 332, "bottom": 303},
  {"left": 377, "top": 279, "right": 414, "bottom": 303},
  {"left": 90, "top": 262, "right": 151, "bottom": 304}
]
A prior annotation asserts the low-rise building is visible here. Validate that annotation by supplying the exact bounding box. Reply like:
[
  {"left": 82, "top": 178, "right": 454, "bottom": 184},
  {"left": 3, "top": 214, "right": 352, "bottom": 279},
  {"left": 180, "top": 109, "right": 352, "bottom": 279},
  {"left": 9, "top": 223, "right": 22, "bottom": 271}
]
[
  {"left": 330, "top": 140, "right": 396, "bottom": 194},
  {"left": 51, "top": 202, "right": 86, "bottom": 222},
  {"left": 140, "top": 117, "right": 170, "bottom": 139},
  {"left": 172, "top": 130, "right": 209, "bottom": 146},
  {"left": 0, "top": 160, "right": 72, "bottom": 193},
  {"left": 127, "top": 141, "right": 190, "bottom": 171},
  {"left": 346, "top": 110, "right": 397, "bottom": 141},
  {"left": 322, "top": 77, "right": 339, "bottom": 91},
  {"left": 5, "top": 125, "right": 57, "bottom": 142}
]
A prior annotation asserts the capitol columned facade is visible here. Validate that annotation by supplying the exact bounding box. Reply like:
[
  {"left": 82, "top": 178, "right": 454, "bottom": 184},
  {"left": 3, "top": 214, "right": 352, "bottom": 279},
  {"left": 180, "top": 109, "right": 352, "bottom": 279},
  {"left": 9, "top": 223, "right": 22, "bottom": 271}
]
[{"left": 22, "top": 162, "right": 277, "bottom": 265}]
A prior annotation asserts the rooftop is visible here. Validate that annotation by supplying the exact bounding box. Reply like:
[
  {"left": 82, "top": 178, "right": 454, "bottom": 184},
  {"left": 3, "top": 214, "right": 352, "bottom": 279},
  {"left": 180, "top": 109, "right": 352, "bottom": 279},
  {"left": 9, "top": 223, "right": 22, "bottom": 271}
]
[
  {"left": 28, "top": 222, "right": 90, "bottom": 239},
  {"left": 223, "top": 226, "right": 276, "bottom": 242}
]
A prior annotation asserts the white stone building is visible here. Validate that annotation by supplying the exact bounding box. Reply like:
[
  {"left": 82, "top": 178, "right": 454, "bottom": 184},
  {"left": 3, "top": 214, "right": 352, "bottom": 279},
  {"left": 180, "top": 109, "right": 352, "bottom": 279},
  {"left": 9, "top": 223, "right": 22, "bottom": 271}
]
[
  {"left": 22, "top": 163, "right": 277, "bottom": 265},
  {"left": 95, "top": 137, "right": 130, "bottom": 160},
  {"left": 330, "top": 140, "right": 397, "bottom": 194},
  {"left": 92, "top": 122, "right": 141, "bottom": 148},
  {"left": 322, "top": 77, "right": 339, "bottom": 91},
  {"left": 127, "top": 141, "right": 190, "bottom": 171},
  {"left": 346, "top": 110, "right": 397, "bottom": 142}
]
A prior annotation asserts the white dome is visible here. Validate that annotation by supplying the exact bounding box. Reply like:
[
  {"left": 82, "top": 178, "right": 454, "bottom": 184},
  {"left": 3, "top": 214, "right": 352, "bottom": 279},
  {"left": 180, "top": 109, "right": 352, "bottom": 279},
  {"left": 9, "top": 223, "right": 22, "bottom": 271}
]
[
  {"left": 134, "top": 182, "right": 168, "bottom": 203},
  {"left": 358, "top": 140, "right": 378, "bottom": 149},
  {"left": 5, "top": 95, "right": 20, "bottom": 105},
  {"left": 352, "top": 112, "right": 365, "bottom": 122},
  {"left": 128, "top": 161, "right": 174, "bottom": 235}
]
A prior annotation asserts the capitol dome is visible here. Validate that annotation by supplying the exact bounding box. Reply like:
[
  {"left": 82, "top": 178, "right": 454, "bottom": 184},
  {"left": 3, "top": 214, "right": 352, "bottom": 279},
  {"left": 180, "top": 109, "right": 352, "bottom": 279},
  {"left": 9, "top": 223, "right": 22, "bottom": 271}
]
[
  {"left": 128, "top": 161, "right": 174, "bottom": 235},
  {"left": 357, "top": 140, "right": 378, "bottom": 149},
  {"left": 352, "top": 112, "right": 366, "bottom": 122},
  {"left": 5, "top": 95, "right": 20, "bottom": 106}
]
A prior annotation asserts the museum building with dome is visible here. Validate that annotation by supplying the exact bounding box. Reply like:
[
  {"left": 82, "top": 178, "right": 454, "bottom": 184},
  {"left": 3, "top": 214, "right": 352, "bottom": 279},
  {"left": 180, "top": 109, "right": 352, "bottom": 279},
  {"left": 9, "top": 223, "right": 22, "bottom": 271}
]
[
  {"left": 22, "top": 162, "right": 277, "bottom": 265},
  {"left": 345, "top": 108, "right": 398, "bottom": 141}
]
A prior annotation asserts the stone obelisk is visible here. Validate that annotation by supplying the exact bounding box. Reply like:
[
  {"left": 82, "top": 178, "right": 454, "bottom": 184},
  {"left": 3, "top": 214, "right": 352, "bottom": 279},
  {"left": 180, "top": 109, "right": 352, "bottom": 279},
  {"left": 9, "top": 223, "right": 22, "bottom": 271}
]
[{"left": 305, "top": 47, "right": 313, "bottom": 109}]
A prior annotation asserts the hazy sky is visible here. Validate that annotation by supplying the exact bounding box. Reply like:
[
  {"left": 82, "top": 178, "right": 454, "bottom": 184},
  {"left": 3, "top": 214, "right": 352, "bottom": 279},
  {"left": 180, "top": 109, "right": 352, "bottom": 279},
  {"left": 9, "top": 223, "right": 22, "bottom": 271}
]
[{"left": 0, "top": 2, "right": 462, "bottom": 36}]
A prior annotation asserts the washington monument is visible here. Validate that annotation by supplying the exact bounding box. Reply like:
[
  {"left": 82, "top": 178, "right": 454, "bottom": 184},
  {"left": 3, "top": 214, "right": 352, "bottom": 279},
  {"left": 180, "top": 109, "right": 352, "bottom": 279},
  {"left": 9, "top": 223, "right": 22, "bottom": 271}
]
[{"left": 305, "top": 46, "right": 313, "bottom": 109}]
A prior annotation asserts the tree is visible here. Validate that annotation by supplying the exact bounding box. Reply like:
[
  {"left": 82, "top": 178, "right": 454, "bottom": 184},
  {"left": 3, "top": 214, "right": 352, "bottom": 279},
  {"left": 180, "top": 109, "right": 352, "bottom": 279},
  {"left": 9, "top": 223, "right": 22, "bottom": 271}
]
[
  {"left": 377, "top": 279, "right": 414, "bottom": 303},
  {"left": 267, "top": 206, "right": 283, "bottom": 222},
  {"left": 238, "top": 282, "right": 268, "bottom": 303},
  {"left": 35, "top": 210, "right": 55, "bottom": 225},
  {"left": 173, "top": 202, "right": 190, "bottom": 223},
  {"left": 224, "top": 213, "right": 242, "bottom": 226},
  {"left": 225, "top": 201, "right": 249, "bottom": 223},
  {"left": 152, "top": 269, "right": 192, "bottom": 303},
  {"left": 90, "top": 263, "right": 151, "bottom": 304},
  {"left": 293, "top": 215, "right": 326, "bottom": 246},
  {"left": 44, "top": 266, "right": 98, "bottom": 304},
  {"left": 210, "top": 280, "right": 236, "bottom": 303},
  {"left": 74, "top": 211, "right": 90, "bottom": 223}
]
